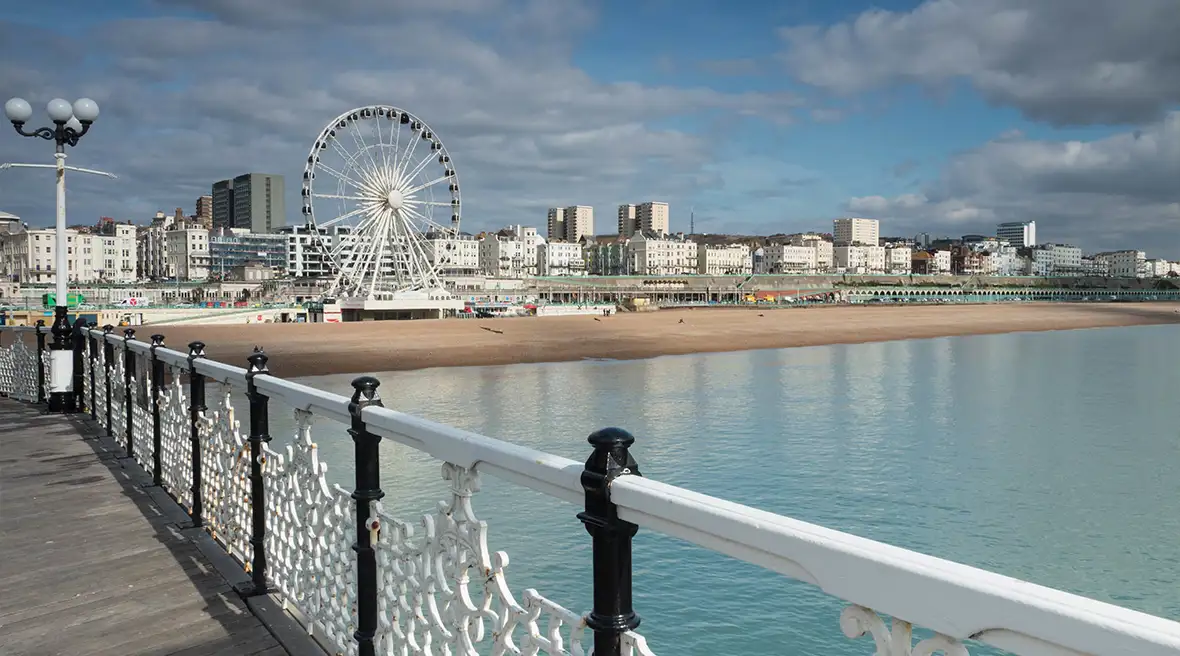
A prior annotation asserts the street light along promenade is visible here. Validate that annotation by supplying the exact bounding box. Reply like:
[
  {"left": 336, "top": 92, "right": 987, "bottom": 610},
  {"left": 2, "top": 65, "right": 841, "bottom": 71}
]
[{"left": 4, "top": 95, "right": 101, "bottom": 412}]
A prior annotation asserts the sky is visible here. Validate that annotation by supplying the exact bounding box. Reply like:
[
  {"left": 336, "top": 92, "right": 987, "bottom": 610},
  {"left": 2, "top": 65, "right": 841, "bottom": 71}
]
[{"left": 0, "top": 0, "right": 1177, "bottom": 255}]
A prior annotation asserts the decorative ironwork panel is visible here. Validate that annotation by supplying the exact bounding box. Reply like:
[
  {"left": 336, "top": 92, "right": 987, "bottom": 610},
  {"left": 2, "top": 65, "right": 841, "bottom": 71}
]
[
  {"left": 0, "top": 340, "right": 14, "bottom": 396},
  {"left": 10, "top": 338, "right": 39, "bottom": 402},
  {"left": 94, "top": 346, "right": 108, "bottom": 423},
  {"left": 263, "top": 409, "right": 358, "bottom": 655},
  {"left": 198, "top": 386, "right": 253, "bottom": 567},
  {"left": 370, "top": 462, "right": 652, "bottom": 656},
  {"left": 81, "top": 346, "right": 91, "bottom": 412},
  {"left": 159, "top": 364, "right": 193, "bottom": 512},
  {"left": 40, "top": 347, "right": 50, "bottom": 401},
  {"left": 131, "top": 368, "right": 154, "bottom": 473},
  {"left": 840, "top": 605, "right": 968, "bottom": 656},
  {"left": 109, "top": 346, "right": 127, "bottom": 444}
]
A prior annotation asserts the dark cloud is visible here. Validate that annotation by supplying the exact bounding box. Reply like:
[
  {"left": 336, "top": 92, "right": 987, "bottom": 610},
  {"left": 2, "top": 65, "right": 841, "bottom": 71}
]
[{"left": 779, "top": 0, "right": 1180, "bottom": 126}]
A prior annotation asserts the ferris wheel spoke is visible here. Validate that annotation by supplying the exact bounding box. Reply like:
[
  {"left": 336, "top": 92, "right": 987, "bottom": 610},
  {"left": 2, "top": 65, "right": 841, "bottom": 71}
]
[
  {"left": 348, "top": 124, "right": 383, "bottom": 183},
  {"left": 399, "top": 151, "right": 437, "bottom": 191},
  {"left": 312, "top": 193, "right": 369, "bottom": 202},
  {"left": 404, "top": 175, "right": 450, "bottom": 196},
  {"left": 374, "top": 117, "right": 389, "bottom": 171},
  {"left": 395, "top": 131, "right": 422, "bottom": 188},
  {"left": 403, "top": 199, "right": 454, "bottom": 207},
  {"left": 317, "top": 204, "right": 375, "bottom": 229},
  {"left": 316, "top": 161, "right": 379, "bottom": 196}
]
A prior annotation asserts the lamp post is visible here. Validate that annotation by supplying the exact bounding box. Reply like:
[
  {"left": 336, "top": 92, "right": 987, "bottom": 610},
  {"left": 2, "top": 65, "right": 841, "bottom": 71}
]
[{"left": 5, "top": 96, "right": 101, "bottom": 413}]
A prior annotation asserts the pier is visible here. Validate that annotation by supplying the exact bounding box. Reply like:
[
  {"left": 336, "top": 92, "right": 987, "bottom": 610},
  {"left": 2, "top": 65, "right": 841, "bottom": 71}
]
[{"left": 4, "top": 322, "right": 1180, "bottom": 655}]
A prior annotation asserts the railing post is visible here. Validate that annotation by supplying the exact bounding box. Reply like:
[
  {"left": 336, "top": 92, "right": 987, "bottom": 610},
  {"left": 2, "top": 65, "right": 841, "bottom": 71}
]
[
  {"left": 72, "top": 318, "right": 86, "bottom": 413},
  {"left": 35, "top": 319, "right": 46, "bottom": 405},
  {"left": 123, "top": 328, "right": 136, "bottom": 459},
  {"left": 149, "top": 334, "right": 165, "bottom": 487},
  {"left": 87, "top": 322, "right": 97, "bottom": 420},
  {"left": 187, "top": 341, "right": 206, "bottom": 528},
  {"left": 348, "top": 376, "right": 384, "bottom": 656},
  {"left": 241, "top": 347, "right": 272, "bottom": 596},
  {"left": 578, "top": 427, "right": 642, "bottom": 656},
  {"left": 103, "top": 325, "right": 114, "bottom": 435}
]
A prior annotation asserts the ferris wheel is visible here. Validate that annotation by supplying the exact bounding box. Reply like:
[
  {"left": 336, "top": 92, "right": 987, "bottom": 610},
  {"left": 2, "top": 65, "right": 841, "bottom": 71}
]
[{"left": 301, "top": 105, "right": 461, "bottom": 299}]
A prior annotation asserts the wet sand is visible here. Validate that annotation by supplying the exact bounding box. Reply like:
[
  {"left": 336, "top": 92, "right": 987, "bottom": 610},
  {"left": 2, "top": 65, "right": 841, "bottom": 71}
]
[{"left": 149, "top": 303, "right": 1180, "bottom": 378}]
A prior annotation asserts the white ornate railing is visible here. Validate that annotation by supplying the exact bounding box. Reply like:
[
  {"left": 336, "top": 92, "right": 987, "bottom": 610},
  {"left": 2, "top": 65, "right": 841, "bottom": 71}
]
[
  {"left": 0, "top": 326, "right": 44, "bottom": 402},
  {"left": 6, "top": 323, "right": 1180, "bottom": 656}
]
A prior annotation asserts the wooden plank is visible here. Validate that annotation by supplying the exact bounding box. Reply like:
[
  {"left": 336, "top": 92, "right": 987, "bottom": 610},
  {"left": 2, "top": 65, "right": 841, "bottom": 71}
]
[{"left": 0, "top": 399, "right": 290, "bottom": 656}]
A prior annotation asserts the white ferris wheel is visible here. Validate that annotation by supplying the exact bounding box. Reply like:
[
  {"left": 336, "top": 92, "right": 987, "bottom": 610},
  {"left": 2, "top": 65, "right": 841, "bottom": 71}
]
[{"left": 301, "top": 105, "right": 461, "bottom": 299}]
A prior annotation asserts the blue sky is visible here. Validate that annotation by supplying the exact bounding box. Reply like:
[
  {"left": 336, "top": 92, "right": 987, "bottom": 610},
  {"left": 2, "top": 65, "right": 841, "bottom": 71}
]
[{"left": 0, "top": 0, "right": 1177, "bottom": 253}]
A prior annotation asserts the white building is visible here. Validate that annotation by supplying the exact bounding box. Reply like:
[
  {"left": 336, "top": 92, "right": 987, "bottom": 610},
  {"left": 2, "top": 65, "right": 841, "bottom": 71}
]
[
  {"left": 1027, "top": 244, "right": 1082, "bottom": 276},
  {"left": 884, "top": 246, "right": 912, "bottom": 274},
  {"left": 834, "top": 245, "right": 886, "bottom": 273},
  {"left": 479, "top": 225, "right": 545, "bottom": 278},
  {"left": 562, "top": 206, "right": 594, "bottom": 243},
  {"left": 166, "top": 228, "right": 210, "bottom": 281},
  {"left": 763, "top": 244, "right": 817, "bottom": 273},
  {"left": 424, "top": 233, "right": 480, "bottom": 277},
  {"left": 697, "top": 244, "right": 752, "bottom": 275},
  {"left": 1096, "top": 250, "right": 1146, "bottom": 277},
  {"left": 618, "top": 202, "right": 669, "bottom": 238},
  {"left": 1, "top": 224, "right": 138, "bottom": 284},
  {"left": 627, "top": 233, "right": 697, "bottom": 276},
  {"left": 996, "top": 221, "right": 1036, "bottom": 248},
  {"left": 833, "top": 218, "right": 880, "bottom": 246},
  {"left": 1145, "top": 259, "right": 1173, "bottom": 277},
  {"left": 537, "top": 241, "right": 585, "bottom": 276}
]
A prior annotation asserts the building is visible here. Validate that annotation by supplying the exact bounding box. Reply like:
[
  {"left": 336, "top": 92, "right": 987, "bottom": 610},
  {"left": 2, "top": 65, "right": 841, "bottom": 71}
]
[
  {"left": 617, "top": 205, "right": 636, "bottom": 238},
  {"left": 166, "top": 228, "right": 210, "bottom": 281},
  {"left": 1095, "top": 250, "right": 1146, "bottom": 277},
  {"left": 195, "top": 195, "right": 213, "bottom": 228},
  {"left": 208, "top": 229, "right": 288, "bottom": 279},
  {"left": 833, "top": 245, "right": 886, "bottom": 273},
  {"left": 884, "top": 246, "right": 912, "bottom": 274},
  {"left": 1027, "top": 244, "right": 1082, "bottom": 276},
  {"left": 697, "top": 244, "right": 752, "bottom": 275},
  {"left": 584, "top": 238, "right": 628, "bottom": 276},
  {"left": 833, "top": 218, "right": 880, "bottom": 246},
  {"left": 537, "top": 242, "right": 585, "bottom": 276},
  {"left": 211, "top": 180, "right": 235, "bottom": 231},
  {"left": 627, "top": 233, "right": 697, "bottom": 276},
  {"left": 478, "top": 225, "right": 545, "bottom": 278},
  {"left": 996, "top": 221, "right": 1036, "bottom": 248},
  {"left": 762, "top": 244, "right": 817, "bottom": 273},
  {"left": 212, "top": 173, "right": 286, "bottom": 234},
  {"left": 546, "top": 208, "right": 565, "bottom": 241},
  {"left": 424, "top": 232, "right": 480, "bottom": 277},
  {"left": 1, "top": 223, "right": 138, "bottom": 284},
  {"left": 619, "top": 202, "right": 669, "bottom": 238},
  {"left": 281, "top": 225, "right": 352, "bottom": 279},
  {"left": 561, "top": 206, "right": 594, "bottom": 243}
]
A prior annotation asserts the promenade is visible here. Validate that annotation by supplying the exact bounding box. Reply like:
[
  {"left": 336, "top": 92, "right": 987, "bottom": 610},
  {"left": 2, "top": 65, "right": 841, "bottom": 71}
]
[{"left": 0, "top": 399, "right": 291, "bottom": 656}]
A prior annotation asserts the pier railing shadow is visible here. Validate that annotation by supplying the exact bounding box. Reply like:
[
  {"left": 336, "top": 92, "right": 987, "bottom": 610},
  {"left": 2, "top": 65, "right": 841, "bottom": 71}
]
[{"left": 4, "top": 322, "right": 1180, "bottom": 656}]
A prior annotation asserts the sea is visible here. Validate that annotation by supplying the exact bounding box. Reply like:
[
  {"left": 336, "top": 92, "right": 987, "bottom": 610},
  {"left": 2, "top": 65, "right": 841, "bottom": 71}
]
[{"left": 257, "top": 323, "right": 1180, "bottom": 654}]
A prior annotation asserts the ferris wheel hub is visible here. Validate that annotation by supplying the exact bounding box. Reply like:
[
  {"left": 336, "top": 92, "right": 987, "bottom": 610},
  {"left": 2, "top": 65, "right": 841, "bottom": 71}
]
[{"left": 385, "top": 189, "right": 405, "bottom": 210}]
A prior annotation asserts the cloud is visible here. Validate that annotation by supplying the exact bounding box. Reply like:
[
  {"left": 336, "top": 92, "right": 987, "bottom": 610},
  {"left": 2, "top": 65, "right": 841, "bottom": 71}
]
[
  {"left": 846, "top": 112, "right": 1180, "bottom": 253},
  {"left": 698, "top": 58, "right": 762, "bottom": 76},
  {"left": 779, "top": 0, "right": 1180, "bottom": 125},
  {"left": 0, "top": 0, "right": 801, "bottom": 236}
]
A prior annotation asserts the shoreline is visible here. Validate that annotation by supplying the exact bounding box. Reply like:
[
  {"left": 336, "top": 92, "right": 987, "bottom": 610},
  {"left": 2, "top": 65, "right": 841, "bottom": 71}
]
[{"left": 153, "top": 302, "right": 1180, "bottom": 378}]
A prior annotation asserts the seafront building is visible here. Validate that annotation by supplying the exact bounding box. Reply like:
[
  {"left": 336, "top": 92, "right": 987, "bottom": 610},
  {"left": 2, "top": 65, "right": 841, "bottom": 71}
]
[
  {"left": 833, "top": 218, "right": 880, "bottom": 246},
  {"left": 997, "top": 220, "right": 1036, "bottom": 248},
  {"left": 0, "top": 219, "right": 138, "bottom": 284},
  {"left": 210, "top": 173, "right": 286, "bottom": 234}
]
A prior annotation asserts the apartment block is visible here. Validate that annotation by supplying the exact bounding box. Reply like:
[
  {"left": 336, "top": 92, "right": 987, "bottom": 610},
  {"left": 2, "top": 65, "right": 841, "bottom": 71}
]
[
  {"left": 618, "top": 201, "right": 669, "bottom": 238},
  {"left": 547, "top": 207, "right": 565, "bottom": 241},
  {"left": 195, "top": 195, "right": 213, "bottom": 227},
  {"left": 996, "top": 220, "right": 1036, "bottom": 248},
  {"left": 834, "top": 244, "right": 885, "bottom": 273},
  {"left": 627, "top": 233, "right": 697, "bottom": 276},
  {"left": 617, "top": 204, "right": 636, "bottom": 238},
  {"left": 1, "top": 224, "right": 138, "bottom": 284},
  {"left": 833, "top": 218, "right": 880, "bottom": 246},
  {"left": 697, "top": 244, "right": 752, "bottom": 275},
  {"left": 562, "top": 206, "right": 594, "bottom": 242},
  {"left": 212, "top": 173, "right": 286, "bottom": 234}
]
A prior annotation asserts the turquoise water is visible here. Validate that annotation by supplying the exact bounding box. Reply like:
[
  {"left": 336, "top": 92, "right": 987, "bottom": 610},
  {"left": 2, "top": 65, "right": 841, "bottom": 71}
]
[{"left": 263, "top": 324, "right": 1180, "bottom": 654}]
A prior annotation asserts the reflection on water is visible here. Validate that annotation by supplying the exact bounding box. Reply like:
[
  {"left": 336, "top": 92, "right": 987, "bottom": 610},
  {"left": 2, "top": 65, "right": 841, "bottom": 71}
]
[{"left": 229, "top": 324, "right": 1180, "bottom": 654}]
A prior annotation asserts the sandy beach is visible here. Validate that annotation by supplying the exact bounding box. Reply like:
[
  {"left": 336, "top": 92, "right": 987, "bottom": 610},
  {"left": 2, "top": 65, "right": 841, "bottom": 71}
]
[{"left": 146, "top": 303, "right": 1180, "bottom": 378}]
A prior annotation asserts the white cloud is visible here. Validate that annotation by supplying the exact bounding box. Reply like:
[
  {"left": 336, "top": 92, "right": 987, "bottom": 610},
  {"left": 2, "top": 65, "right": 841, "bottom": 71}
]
[
  {"left": 0, "top": 0, "right": 802, "bottom": 234},
  {"left": 779, "top": 0, "right": 1180, "bottom": 125},
  {"left": 846, "top": 112, "right": 1180, "bottom": 253}
]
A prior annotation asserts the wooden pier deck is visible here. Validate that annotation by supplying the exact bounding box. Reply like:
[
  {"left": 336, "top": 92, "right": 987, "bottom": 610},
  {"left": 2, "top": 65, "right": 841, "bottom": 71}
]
[{"left": 0, "top": 398, "right": 301, "bottom": 656}]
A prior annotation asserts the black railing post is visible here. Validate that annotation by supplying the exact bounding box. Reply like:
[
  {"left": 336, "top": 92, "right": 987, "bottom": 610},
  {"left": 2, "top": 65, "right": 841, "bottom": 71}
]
[
  {"left": 187, "top": 341, "right": 206, "bottom": 527},
  {"left": 35, "top": 319, "right": 46, "bottom": 404},
  {"left": 87, "top": 322, "right": 97, "bottom": 420},
  {"left": 348, "top": 376, "right": 384, "bottom": 656},
  {"left": 123, "top": 328, "right": 136, "bottom": 459},
  {"left": 102, "top": 325, "right": 114, "bottom": 435},
  {"left": 237, "top": 347, "right": 273, "bottom": 596},
  {"left": 150, "top": 334, "right": 165, "bottom": 487},
  {"left": 72, "top": 318, "right": 86, "bottom": 413},
  {"left": 578, "top": 428, "right": 642, "bottom": 656}
]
